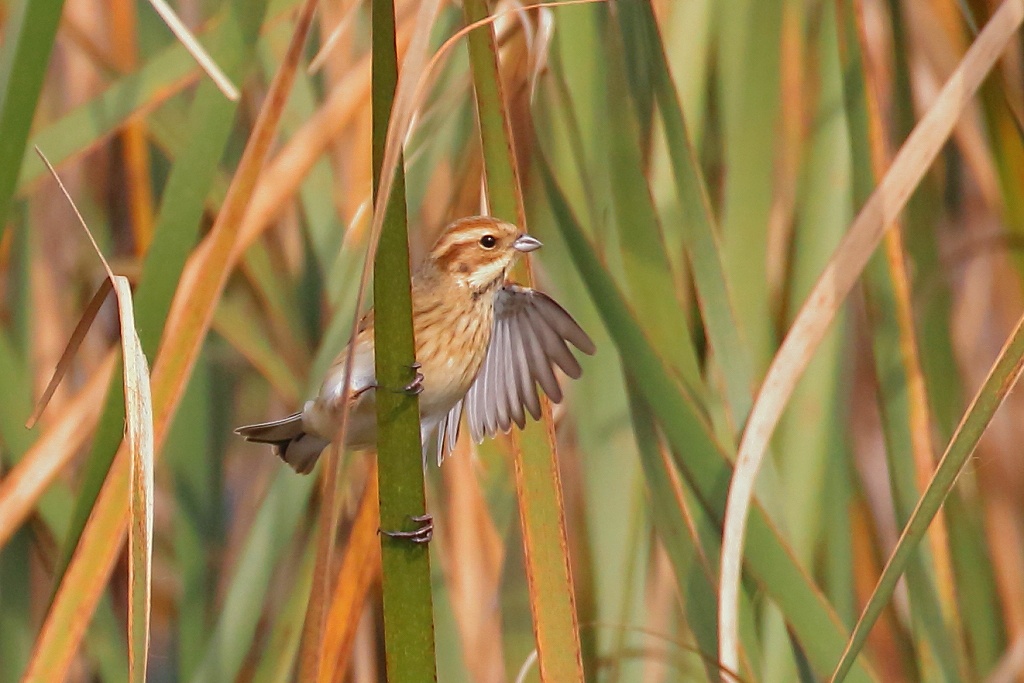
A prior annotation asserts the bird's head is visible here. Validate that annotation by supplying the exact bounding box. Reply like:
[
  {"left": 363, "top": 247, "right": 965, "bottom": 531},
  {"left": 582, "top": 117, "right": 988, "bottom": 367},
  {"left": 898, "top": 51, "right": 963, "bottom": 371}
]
[{"left": 424, "top": 216, "right": 541, "bottom": 293}]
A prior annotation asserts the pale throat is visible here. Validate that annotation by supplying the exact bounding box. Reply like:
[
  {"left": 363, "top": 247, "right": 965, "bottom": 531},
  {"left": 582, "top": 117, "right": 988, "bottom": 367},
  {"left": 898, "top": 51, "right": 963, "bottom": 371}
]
[{"left": 464, "top": 258, "right": 508, "bottom": 291}]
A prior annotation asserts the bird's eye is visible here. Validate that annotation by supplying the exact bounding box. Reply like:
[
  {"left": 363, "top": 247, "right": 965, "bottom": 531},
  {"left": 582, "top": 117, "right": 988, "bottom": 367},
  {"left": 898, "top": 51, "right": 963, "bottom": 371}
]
[{"left": 480, "top": 234, "right": 497, "bottom": 249}]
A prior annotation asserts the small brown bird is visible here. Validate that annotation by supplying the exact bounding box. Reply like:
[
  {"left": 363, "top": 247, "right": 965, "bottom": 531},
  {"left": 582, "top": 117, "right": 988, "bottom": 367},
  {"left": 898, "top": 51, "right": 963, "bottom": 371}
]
[{"left": 236, "top": 215, "right": 595, "bottom": 474}]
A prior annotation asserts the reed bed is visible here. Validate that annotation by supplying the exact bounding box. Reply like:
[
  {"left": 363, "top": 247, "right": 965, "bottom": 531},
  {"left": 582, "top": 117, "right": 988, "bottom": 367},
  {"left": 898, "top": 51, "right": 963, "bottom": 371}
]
[{"left": 1, "top": 1, "right": 1023, "bottom": 681}]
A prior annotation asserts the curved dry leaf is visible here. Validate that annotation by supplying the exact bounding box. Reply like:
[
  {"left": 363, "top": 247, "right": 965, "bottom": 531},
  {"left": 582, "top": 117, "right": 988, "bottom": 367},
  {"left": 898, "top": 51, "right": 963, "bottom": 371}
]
[
  {"left": 24, "top": 152, "right": 155, "bottom": 683},
  {"left": 23, "top": 2, "right": 320, "bottom": 677},
  {"left": 26, "top": 280, "right": 113, "bottom": 429},
  {"left": 116, "top": 276, "right": 155, "bottom": 683},
  {"left": 717, "top": 0, "right": 1024, "bottom": 672}
]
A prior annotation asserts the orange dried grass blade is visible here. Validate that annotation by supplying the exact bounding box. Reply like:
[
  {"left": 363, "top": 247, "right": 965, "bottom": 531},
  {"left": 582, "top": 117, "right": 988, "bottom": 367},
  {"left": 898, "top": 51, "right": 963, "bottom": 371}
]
[
  {"left": 22, "top": 2, "right": 318, "bottom": 677},
  {"left": 0, "top": 350, "right": 116, "bottom": 551},
  {"left": 439, "top": 440, "right": 507, "bottom": 682},
  {"left": 235, "top": 55, "right": 372, "bottom": 254},
  {"left": 122, "top": 121, "right": 156, "bottom": 254},
  {"left": 26, "top": 278, "right": 113, "bottom": 429},
  {"left": 318, "top": 469, "right": 381, "bottom": 682},
  {"left": 23, "top": 448, "right": 133, "bottom": 682},
  {"left": 27, "top": 150, "right": 155, "bottom": 683},
  {"left": 109, "top": 0, "right": 156, "bottom": 254},
  {"left": 852, "top": 0, "right": 961, "bottom": 646},
  {"left": 460, "top": 1, "right": 608, "bottom": 679},
  {"left": 717, "top": 0, "right": 1024, "bottom": 672}
]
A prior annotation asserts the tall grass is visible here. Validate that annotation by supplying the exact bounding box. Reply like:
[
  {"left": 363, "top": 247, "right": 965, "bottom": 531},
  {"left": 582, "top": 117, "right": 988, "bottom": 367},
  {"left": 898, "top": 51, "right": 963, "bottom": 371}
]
[{"left": 2, "top": 0, "right": 1024, "bottom": 681}]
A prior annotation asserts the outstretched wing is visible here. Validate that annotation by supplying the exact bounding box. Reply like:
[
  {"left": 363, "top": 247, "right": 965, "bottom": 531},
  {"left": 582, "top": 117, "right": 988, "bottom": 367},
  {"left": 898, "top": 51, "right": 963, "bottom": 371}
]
[{"left": 438, "top": 284, "right": 594, "bottom": 458}]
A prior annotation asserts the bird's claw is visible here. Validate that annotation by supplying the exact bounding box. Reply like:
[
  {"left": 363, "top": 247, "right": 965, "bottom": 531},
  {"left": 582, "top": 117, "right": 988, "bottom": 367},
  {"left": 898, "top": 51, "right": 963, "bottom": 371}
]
[
  {"left": 352, "top": 364, "right": 422, "bottom": 398},
  {"left": 380, "top": 513, "right": 433, "bottom": 544},
  {"left": 401, "top": 370, "right": 424, "bottom": 396}
]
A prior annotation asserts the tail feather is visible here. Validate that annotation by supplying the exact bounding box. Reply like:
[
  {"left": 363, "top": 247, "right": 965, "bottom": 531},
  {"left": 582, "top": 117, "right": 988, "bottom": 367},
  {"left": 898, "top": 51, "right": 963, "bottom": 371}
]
[{"left": 235, "top": 413, "right": 330, "bottom": 475}]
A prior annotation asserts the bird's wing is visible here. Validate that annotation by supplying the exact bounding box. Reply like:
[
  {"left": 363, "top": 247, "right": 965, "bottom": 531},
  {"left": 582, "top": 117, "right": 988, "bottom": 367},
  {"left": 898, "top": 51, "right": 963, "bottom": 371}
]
[
  {"left": 433, "top": 399, "right": 463, "bottom": 466},
  {"left": 451, "top": 284, "right": 595, "bottom": 447}
]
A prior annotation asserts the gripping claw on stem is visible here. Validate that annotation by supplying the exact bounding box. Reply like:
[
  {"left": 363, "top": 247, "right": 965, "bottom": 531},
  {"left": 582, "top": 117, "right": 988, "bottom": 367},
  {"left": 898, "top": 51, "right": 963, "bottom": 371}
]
[
  {"left": 402, "top": 369, "right": 424, "bottom": 396},
  {"left": 380, "top": 513, "right": 433, "bottom": 544},
  {"left": 350, "top": 362, "right": 423, "bottom": 399}
]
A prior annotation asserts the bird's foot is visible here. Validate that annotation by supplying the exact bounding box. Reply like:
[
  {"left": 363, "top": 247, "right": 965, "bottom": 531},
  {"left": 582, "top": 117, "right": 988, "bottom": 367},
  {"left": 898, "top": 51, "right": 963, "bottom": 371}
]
[
  {"left": 379, "top": 513, "right": 433, "bottom": 544},
  {"left": 350, "top": 363, "right": 422, "bottom": 399},
  {"left": 389, "top": 362, "right": 423, "bottom": 395},
  {"left": 401, "top": 368, "right": 424, "bottom": 396}
]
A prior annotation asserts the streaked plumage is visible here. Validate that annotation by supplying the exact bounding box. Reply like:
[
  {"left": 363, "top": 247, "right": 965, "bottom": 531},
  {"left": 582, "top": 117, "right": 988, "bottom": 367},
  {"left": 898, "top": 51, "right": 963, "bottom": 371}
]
[{"left": 236, "top": 215, "right": 595, "bottom": 474}]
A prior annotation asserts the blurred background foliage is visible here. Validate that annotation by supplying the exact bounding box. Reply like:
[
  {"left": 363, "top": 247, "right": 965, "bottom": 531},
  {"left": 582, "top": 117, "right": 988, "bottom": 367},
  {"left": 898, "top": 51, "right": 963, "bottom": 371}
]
[{"left": 1, "top": 0, "right": 1024, "bottom": 681}]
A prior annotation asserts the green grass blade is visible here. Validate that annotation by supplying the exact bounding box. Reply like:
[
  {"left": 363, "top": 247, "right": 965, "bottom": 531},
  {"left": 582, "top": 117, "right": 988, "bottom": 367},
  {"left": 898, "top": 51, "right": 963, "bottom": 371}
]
[
  {"left": 365, "top": 1, "right": 436, "bottom": 681},
  {"left": 842, "top": 3, "right": 966, "bottom": 675},
  {"left": 539, "top": 155, "right": 878, "bottom": 682},
  {"left": 832, "top": 316, "right": 1024, "bottom": 681},
  {"left": 774, "top": 0, "right": 849, "bottom": 566},
  {"left": 463, "top": 0, "right": 585, "bottom": 679},
  {"left": 615, "top": 1, "right": 755, "bottom": 428},
  {"left": 762, "top": 9, "right": 853, "bottom": 677},
  {"left": 251, "top": 535, "right": 317, "bottom": 683},
  {"left": 597, "top": 9, "right": 704, "bottom": 396},
  {"left": 0, "top": 531, "right": 32, "bottom": 683},
  {"left": 18, "top": 0, "right": 305, "bottom": 194},
  {"left": 0, "top": 0, "right": 65, "bottom": 234},
  {"left": 165, "top": 353, "right": 218, "bottom": 680},
  {"left": 624, "top": 380, "right": 722, "bottom": 679},
  {"left": 54, "top": 0, "right": 271, "bottom": 584},
  {"left": 715, "top": 0, "right": 783, "bottom": 371},
  {"left": 189, "top": 473, "right": 316, "bottom": 683}
]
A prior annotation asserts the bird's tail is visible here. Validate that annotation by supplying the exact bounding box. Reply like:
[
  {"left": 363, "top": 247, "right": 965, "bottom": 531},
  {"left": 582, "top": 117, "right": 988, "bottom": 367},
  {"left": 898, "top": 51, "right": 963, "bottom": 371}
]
[{"left": 235, "top": 413, "right": 330, "bottom": 475}]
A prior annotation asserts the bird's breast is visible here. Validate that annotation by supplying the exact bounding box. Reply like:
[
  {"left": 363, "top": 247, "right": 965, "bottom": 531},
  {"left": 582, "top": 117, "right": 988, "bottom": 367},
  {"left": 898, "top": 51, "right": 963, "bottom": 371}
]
[{"left": 413, "top": 291, "right": 494, "bottom": 417}]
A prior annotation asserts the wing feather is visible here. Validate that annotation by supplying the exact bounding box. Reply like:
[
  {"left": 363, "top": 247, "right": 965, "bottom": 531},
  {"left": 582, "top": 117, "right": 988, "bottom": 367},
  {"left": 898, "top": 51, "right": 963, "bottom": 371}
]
[
  {"left": 434, "top": 421, "right": 445, "bottom": 465},
  {"left": 436, "top": 399, "right": 463, "bottom": 465},
  {"left": 505, "top": 319, "right": 529, "bottom": 427},
  {"left": 506, "top": 312, "right": 540, "bottom": 425},
  {"left": 534, "top": 293, "right": 596, "bottom": 355},
  {"left": 465, "top": 285, "right": 594, "bottom": 442},
  {"left": 485, "top": 320, "right": 503, "bottom": 436},
  {"left": 494, "top": 319, "right": 513, "bottom": 432},
  {"left": 523, "top": 313, "right": 563, "bottom": 402},
  {"left": 482, "top": 325, "right": 498, "bottom": 435},
  {"left": 526, "top": 306, "right": 581, "bottom": 379},
  {"left": 448, "top": 400, "right": 463, "bottom": 454},
  {"left": 472, "top": 340, "right": 490, "bottom": 443}
]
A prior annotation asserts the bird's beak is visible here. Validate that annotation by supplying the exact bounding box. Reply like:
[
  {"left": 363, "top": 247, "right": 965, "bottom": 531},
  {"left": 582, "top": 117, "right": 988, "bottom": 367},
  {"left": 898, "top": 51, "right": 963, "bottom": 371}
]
[{"left": 513, "top": 234, "right": 542, "bottom": 253}]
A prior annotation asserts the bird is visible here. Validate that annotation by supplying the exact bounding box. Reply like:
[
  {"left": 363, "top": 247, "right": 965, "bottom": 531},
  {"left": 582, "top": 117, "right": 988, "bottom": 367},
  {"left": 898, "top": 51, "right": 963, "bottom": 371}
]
[{"left": 235, "top": 215, "right": 595, "bottom": 476}]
